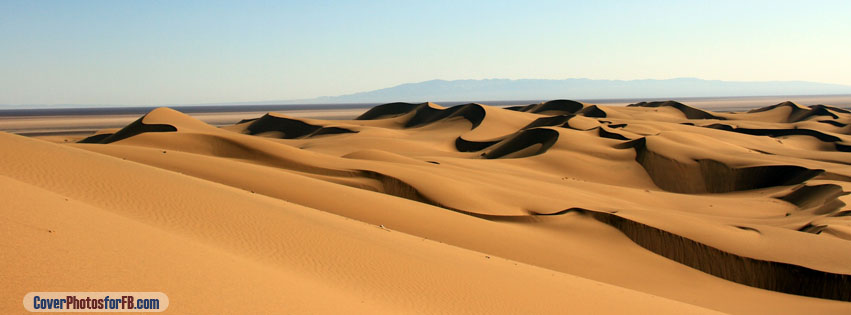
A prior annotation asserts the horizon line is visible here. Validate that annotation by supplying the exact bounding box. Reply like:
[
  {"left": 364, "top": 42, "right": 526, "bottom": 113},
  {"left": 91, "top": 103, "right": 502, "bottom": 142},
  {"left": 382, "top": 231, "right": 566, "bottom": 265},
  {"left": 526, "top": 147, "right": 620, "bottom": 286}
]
[
  {"left": 4, "top": 93, "right": 851, "bottom": 111},
  {"left": 4, "top": 77, "right": 851, "bottom": 109}
]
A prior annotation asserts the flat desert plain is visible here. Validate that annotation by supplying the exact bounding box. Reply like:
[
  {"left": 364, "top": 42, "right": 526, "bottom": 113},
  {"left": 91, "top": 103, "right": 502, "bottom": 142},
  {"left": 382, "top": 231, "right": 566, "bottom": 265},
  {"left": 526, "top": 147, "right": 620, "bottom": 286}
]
[{"left": 2, "top": 100, "right": 851, "bottom": 314}]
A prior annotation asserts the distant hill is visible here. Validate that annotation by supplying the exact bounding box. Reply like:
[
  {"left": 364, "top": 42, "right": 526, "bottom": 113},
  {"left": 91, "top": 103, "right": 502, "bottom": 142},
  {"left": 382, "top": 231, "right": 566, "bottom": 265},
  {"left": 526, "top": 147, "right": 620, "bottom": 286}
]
[
  {"left": 4, "top": 78, "right": 851, "bottom": 109},
  {"left": 304, "top": 78, "right": 851, "bottom": 104}
]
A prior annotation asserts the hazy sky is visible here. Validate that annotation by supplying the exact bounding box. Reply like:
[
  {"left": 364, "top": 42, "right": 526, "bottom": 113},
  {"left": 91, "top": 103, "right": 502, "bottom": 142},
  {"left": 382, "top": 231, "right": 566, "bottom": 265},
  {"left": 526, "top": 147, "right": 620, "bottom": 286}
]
[{"left": 2, "top": 0, "right": 850, "bottom": 106}]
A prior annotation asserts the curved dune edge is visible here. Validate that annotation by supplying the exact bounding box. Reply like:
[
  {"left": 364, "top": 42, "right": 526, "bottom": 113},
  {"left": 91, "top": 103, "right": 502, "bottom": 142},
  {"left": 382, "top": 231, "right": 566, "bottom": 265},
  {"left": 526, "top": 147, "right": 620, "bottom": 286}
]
[
  {"left": 506, "top": 99, "right": 584, "bottom": 115},
  {"left": 454, "top": 136, "right": 502, "bottom": 152},
  {"left": 78, "top": 116, "right": 176, "bottom": 144},
  {"left": 405, "top": 103, "right": 487, "bottom": 128},
  {"left": 576, "top": 209, "right": 851, "bottom": 301},
  {"left": 778, "top": 184, "right": 848, "bottom": 215},
  {"left": 748, "top": 101, "right": 842, "bottom": 122},
  {"left": 475, "top": 207, "right": 851, "bottom": 301},
  {"left": 78, "top": 107, "right": 215, "bottom": 144},
  {"left": 484, "top": 128, "right": 559, "bottom": 159},
  {"left": 357, "top": 102, "right": 487, "bottom": 129},
  {"left": 355, "top": 101, "right": 428, "bottom": 120},
  {"left": 629, "top": 100, "right": 726, "bottom": 120},
  {"left": 626, "top": 137, "right": 824, "bottom": 194},
  {"left": 237, "top": 113, "right": 358, "bottom": 139},
  {"left": 703, "top": 124, "right": 843, "bottom": 143}
]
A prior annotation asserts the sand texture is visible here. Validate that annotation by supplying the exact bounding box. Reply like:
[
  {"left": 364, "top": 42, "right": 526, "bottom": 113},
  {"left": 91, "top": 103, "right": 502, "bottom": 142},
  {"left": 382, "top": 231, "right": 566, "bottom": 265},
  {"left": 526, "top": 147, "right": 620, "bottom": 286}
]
[{"left": 3, "top": 100, "right": 851, "bottom": 314}]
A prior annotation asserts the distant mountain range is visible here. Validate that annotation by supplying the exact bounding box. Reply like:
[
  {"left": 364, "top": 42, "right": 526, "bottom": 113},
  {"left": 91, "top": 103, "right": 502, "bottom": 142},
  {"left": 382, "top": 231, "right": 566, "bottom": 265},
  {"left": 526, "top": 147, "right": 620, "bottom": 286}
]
[
  {"left": 301, "top": 78, "right": 851, "bottom": 104},
  {"left": 4, "top": 78, "right": 851, "bottom": 109}
]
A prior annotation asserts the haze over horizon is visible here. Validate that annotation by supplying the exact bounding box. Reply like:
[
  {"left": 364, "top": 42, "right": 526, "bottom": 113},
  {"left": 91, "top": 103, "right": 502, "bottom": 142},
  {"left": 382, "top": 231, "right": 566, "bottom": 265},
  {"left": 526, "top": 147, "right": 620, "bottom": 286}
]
[
  {"left": 4, "top": 77, "right": 851, "bottom": 109},
  {"left": 2, "top": 1, "right": 850, "bottom": 106}
]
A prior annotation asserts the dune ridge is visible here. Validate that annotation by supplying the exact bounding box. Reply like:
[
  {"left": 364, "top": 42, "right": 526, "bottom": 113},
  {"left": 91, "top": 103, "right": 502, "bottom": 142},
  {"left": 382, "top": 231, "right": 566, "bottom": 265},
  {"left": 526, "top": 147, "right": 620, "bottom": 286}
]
[
  {"left": 237, "top": 113, "right": 358, "bottom": 138},
  {"left": 77, "top": 116, "right": 176, "bottom": 144},
  {"left": 586, "top": 209, "right": 851, "bottom": 301},
  {"left": 629, "top": 100, "right": 726, "bottom": 120},
  {"left": 627, "top": 137, "right": 824, "bottom": 194}
]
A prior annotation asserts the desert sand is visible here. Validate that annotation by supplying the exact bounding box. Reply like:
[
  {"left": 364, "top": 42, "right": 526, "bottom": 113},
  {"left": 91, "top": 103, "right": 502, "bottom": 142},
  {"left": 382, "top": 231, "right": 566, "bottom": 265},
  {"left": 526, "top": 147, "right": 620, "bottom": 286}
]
[{"left": 2, "top": 99, "right": 851, "bottom": 314}]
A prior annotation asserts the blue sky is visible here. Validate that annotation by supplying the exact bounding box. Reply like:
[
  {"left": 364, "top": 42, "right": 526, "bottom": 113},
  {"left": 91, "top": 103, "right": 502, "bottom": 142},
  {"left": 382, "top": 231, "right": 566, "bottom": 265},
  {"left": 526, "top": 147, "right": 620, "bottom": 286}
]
[{"left": 1, "top": 0, "right": 849, "bottom": 105}]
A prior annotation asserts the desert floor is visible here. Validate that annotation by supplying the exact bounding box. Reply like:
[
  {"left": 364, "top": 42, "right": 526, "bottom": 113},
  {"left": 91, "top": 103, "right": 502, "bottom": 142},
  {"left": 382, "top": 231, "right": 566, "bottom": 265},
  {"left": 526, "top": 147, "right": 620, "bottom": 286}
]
[{"left": 2, "top": 98, "right": 851, "bottom": 314}]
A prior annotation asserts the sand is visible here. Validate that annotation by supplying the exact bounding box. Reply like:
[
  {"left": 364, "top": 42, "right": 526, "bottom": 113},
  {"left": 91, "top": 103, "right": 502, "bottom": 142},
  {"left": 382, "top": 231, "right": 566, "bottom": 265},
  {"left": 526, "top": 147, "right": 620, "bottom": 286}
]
[{"left": 2, "top": 99, "right": 851, "bottom": 314}]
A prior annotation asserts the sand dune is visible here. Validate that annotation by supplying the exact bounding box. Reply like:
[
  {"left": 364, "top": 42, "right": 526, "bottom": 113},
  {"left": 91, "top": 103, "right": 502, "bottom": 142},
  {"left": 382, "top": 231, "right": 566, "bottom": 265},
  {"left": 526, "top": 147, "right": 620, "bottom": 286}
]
[
  {"left": 3, "top": 99, "right": 851, "bottom": 314},
  {"left": 628, "top": 100, "right": 725, "bottom": 120}
]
